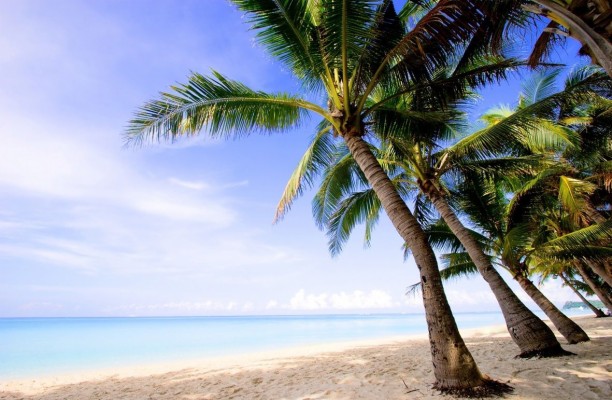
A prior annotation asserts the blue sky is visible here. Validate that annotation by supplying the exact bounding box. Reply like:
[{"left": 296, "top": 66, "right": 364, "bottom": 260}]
[{"left": 0, "top": 0, "right": 589, "bottom": 317}]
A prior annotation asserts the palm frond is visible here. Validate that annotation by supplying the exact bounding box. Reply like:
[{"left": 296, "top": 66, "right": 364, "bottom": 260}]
[
  {"left": 527, "top": 20, "right": 565, "bottom": 68},
  {"left": 439, "top": 252, "right": 480, "bottom": 280},
  {"left": 126, "top": 71, "right": 319, "bottom": 145},
  {"left": 519, "top": 69, "right": 560, "bottom": 108},
  {"left": 558, "top": 175, "right": 597, "bottom": 220},
  {"left": 449, "top": 69, "right": 608, "bottom": 158},
  {"left": 275, "top": 121, "right": 338, "bottom": 222},
  {"left": 231, "top": 0, "right": 328, "bottom": 91},
  {"left": 312, "top": 146, "right": 366, "bottom": 229},
  {"left": 326, "top": 188, "right": 381, "bottom": 255},
  {"left": 539, "top": 219, "right": 612, "bottom": 253}
]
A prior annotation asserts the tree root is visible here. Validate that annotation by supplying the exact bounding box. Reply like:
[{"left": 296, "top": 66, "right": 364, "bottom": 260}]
[
  {"left": 516, "top": 344, "right": 576, "bottom": 359},
  {"left": 434, "top": 378, "right": 513, "bottom": 398}
]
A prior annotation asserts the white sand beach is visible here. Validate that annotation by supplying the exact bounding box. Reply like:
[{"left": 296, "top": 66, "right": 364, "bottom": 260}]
[{"left": 1, "top": 316, "right": 610, "bottom": 400}]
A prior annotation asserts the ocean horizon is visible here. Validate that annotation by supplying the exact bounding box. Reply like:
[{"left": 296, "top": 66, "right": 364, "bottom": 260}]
[{"left": 0, "top": 310, "right": 591, "bottom": 380}]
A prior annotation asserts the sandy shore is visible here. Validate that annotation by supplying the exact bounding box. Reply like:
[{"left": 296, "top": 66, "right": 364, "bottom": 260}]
[{"left": 1, "top": 316, "right": 610, "bottom": 399}]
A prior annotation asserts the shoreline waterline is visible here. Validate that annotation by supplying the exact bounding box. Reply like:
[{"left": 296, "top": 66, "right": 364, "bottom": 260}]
[{"left": 0, "top": 310, "right": 592, "bottom": 381}]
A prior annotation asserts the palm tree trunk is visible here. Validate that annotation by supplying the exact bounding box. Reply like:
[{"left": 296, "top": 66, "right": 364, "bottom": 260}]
[
  {"left": 342, "top": 133, "right": 506, "bottom": 393},
  {"left": 514, "top": 273, "right": 589, "bottom": 343},
  {"left": 575, "top": 261, "right": 612, "bottom": 311},
  {"left": 560, "top": 273, "right": 607, "bottom": 318},
  {"left": 426, "top": 190, "right": 570, "bottom": 357},
  {"left": 585, "top": 260, "right": 612, "bottom": 287},
  {"left": 531, "top": 0, "right": 612, "bottom": 76}
]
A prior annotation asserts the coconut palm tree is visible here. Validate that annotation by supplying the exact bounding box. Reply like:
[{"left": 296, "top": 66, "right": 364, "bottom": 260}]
[
  {"left": 296, "top": 68, "right": 605, "bottom": 349},
  {"left": 426, "top": 174, "right": 605, "bottom": 344},
  {"left": 127, "top": 0, "right": 521, "bottom": 393},
  {"left": 306, "top": 67, "right": 610, "bottom": 345}
]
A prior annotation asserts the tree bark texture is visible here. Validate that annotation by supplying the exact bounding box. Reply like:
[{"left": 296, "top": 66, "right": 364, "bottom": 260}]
[
  {"left": 426, "top": 191, "right": 568, "bottom": 357},
  {"left": 342, "top": 133, "right": 487, "bottom": 389},
  {"left": 514, "top": 274, "right": 589, "bottom": 343},
  {"left": 533, "top": 0, "right": 612, "bottom": 76},
  {"left": 560, "top": 273, "right": 607, "bottom": 317},
  {"left": 575, "top": 261, "right": 612, "bottom": 311},
  {"left": 586, "top": 260, "right": 612, "bottom": 287}
]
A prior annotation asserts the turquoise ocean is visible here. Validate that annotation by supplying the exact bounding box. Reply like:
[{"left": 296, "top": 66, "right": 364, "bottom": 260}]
[{"left": 0, "top": 310, "right": 589, "bottom": 380}]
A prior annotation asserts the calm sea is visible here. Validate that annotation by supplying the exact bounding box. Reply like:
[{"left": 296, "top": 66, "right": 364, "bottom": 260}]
[{"left": 0, "top": 310, "right": 588, "bottom": 380}]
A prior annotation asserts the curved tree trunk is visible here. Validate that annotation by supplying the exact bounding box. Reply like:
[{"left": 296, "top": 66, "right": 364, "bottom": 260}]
[
  {"left": 342, "top": 133, "right": 509, "bottom": 394},
  {"left": 586, "top": 260, "right": 612, "bottom": 287},
  {"left": 531, "top": 0, "right": 612, "bottom": 76},
  {"left": 560, "top": 273, "right": 607, "bottom": 317},
  {"left": 514, "top": 273, "right": 589, "bottom": 343},
  {"left": 575, "top": 261, "right": 612, "bottom": 311},
  {"left": 426, "top": 190, "right": 570, "bottom": 357}
]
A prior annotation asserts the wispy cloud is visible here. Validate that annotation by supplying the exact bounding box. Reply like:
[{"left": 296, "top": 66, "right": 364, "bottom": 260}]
[{"left": 286, "top": 289, "right": 398, "bottom": 311}]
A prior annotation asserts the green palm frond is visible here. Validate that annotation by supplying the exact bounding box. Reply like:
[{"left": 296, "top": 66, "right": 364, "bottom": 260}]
[
  {"left": 126, "top": 71, "right": 322, "bottom": 145},
  {"left": 231, "top": 0, "right": 328, "bottom": 91},
  {"left": 564, "top": 65, "right": 612, "bottom": 95},
  {"left": 275, "top": 121, "right": 338, "bottom": 222},
  {"left": 312, "top": 146, "right": 367, "bottom": 229},
  {"left": 397, "top": 0, "right": 434, "bottom": 27},
  {"left": 558, "top": 175, "right": 598, "bottom": 220},
  {"left": 448, "top": 70, "right": 608, "bottom": 158},
  {"left": 327, "top": 188, "right": 381, "bottom": 255},
  {"left": 451, "top": 155, "right": 545, "bottom": 181},
  {"left": 539, "top": 246, "right": 612, "bottom": 262},
  {"left": 439, "top": 252, "right": 480, "bottom": 280},
  {"left": 501, "top": 223, "right": 534, "bottom": 265},
  {"left": 454, "top": 176, "right": 507, "bottom": 237},
  {"left": 518, "top": 69, "right": 560, "bottom": 108},
  {"left": 539, "top": 219, "right": 612, "bottom": 254},
  {"left": 359, "top": 0, "right": 505, "bottom": 110},
  {"left": 367, "top": 58, "right": 526, "bottom": 118},
  {"left": 424, "top": 220, "right": 466, "bottom": 253},
  {"left": 350, "top": 0, "right": 404, "bottom": 99}
]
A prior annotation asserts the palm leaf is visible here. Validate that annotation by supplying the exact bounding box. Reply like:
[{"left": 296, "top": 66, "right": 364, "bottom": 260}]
[
  {"left": 558, "top": 175, "right": 598, "bottom": 220},
  {"left": 327, "top": 188, "right": 381, "bottom": 255},
  {"left": 439, "top": 252, "right": 480, "bottom": 280},
  {"left": 126, "top": 71, "right": 322, "bottom": 144},
  {"left": 275, "top": 121, "right": 338, "bottom": 222},
  {"left": 231, "top": 0, "right": 328, "bottom": 91}
]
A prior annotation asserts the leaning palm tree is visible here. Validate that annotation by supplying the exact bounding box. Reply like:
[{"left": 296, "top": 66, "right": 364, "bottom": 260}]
[
  {"left": 299, "top": 67, "right": 601, "bottom": 350},
  {"left": 127, "top": 0, "right": 520, "bottom": 393},
  {"left": 428, "top": 173, "right": 604, "bottom": 344}
]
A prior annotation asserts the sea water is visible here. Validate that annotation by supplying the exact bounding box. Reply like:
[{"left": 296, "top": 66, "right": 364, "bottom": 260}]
[{"left": 0, "top": 310, "right": 589, "bottom": 380}]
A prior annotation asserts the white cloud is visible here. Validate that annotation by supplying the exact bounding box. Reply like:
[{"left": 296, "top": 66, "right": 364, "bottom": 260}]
[
  {"left": 445, "top": 288, "right": 497, "bottom": 307},
  {"left": 286, "top": 289, "right": 396, "bottom": 311},
  {"left": 265, "top": 300, "right": 279, "bottom": 309},
  {"left": 105, "top": 299, "right": 262, "bottom": 316},
  {"left": 168, "top": 178, "right": 210, "bottom": 191}
]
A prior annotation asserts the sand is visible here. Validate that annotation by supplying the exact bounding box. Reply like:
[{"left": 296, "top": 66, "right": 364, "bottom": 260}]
[{"left": 1, "top": 316, "right": 610, "bottom": 400}]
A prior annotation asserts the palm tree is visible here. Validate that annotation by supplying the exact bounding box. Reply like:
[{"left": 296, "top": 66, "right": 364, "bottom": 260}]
[
  {"left": 126, "top": 0, "right": 519, "bottom": 393},
  {"left": 430, "top": 174, "right": 598, "bottom": 344},
  {"left": 501, "top": 68, "right": 612, "bottom": 295},
  {"left": 300, "top": 68, "right": 600, "bottom": 350},
  {"left": 309, "top": 67, "right": 610, "bottom": 344}
]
